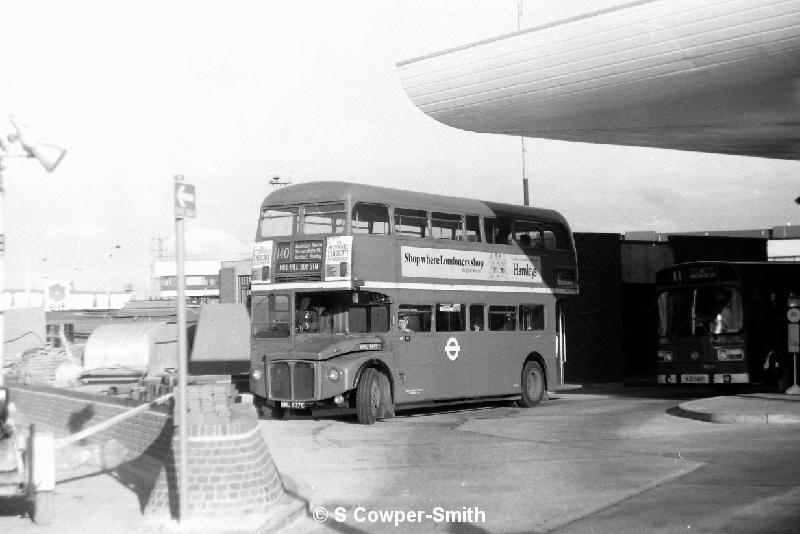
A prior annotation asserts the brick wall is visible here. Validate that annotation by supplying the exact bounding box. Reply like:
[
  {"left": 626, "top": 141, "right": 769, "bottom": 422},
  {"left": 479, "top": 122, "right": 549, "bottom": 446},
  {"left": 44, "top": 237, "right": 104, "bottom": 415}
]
[
  {"left": 6, "top": 380, "right": 288, "bottom": 529},
  {"left": 7, "top": 382, "right": 171, "bottom": 462}
]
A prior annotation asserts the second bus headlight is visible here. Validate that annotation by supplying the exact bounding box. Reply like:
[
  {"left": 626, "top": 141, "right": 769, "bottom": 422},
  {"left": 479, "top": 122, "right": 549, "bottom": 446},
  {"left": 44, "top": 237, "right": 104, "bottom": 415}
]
[
  {"left": 717, "top": 349, "right": 744, "bottom": 361},
  {"left": 657, "top": 351, "right": 674, "bottom": 362},
  {"left": 326, "top": 367, "right": 343, "bottom": 382}
]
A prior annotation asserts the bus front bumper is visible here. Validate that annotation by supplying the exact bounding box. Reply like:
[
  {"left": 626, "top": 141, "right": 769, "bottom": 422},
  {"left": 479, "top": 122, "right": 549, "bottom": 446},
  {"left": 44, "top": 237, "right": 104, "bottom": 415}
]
[{"left": 658, "top": 373, "right": 749, "bottom": 385}]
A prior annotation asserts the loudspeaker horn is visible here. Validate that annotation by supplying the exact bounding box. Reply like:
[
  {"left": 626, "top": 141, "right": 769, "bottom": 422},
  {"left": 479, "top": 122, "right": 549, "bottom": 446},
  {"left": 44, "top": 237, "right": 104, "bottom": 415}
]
[{"left": 30, "top": 142, "right": 66, "bottom": 173}]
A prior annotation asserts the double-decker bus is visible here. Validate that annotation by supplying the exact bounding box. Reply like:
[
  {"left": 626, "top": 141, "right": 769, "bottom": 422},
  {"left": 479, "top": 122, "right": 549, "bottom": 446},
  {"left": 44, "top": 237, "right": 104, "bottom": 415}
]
[
  {"left": 248, "top": 182, "right": 578, "bottom": 423},
  {"left": 655, "top": 261, "right": 800, "bottom": 392}
]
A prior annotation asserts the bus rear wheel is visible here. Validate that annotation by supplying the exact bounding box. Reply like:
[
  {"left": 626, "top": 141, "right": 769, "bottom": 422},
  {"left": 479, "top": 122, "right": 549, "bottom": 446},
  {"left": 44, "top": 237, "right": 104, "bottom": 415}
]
[
  {"left": 356, "top": 368, "right": 384, "bottom": 425},
  {"left": 518, "top": 360, "right": 545, "bottom": 408}
]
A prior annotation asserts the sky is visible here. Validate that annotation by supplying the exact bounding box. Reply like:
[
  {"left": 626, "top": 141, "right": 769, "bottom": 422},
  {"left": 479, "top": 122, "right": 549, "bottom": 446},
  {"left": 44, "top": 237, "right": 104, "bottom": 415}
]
[{"left": 2, "top": 0, "right": 799, "bottom": 296}]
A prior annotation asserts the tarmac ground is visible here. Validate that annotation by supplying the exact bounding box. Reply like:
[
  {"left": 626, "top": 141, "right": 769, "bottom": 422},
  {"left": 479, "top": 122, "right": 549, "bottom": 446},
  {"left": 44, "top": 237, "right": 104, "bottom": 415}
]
[{"left": 2, "top": 386, "right": 799, "bottom": 534}]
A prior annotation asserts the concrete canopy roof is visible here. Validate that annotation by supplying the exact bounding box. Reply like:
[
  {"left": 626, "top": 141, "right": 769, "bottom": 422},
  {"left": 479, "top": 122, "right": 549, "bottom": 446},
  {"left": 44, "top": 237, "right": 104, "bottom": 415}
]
[{"left": 398, "top": 0, "right": 800, "bottom": 160}]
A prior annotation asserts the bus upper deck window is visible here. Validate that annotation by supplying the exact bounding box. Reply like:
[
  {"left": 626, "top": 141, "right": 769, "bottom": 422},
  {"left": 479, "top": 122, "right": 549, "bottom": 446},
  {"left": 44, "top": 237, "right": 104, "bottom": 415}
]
[
  {"left": 431, "top": 212, "right": 463, "bottom": 240},
  {"left": 352, "top": 203, "right": 390, "bottom": 235},
  {"left": 543, "top": 225, "right": 570, "bottom": 250},
  {"left": 261, "top": 207, "right": 298, "bottom": 238},
  {"left": 513, "top": 219, "right": 544, "bottom": 249},
  {"left": 303, "top": 202, "right": 346, "bottom": 235},
  {"left": 484, "top": 216, "right": 511, "bottom": 245},
  {"left": 465, "top": 215, "right": 481, "bottom": 242},
  {"left": 395, "top": 208, "right": 428, "bottom": 238}
]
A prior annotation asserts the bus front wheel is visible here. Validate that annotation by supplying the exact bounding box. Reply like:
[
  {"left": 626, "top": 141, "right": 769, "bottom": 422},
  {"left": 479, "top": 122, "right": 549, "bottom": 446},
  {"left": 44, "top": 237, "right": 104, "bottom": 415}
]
[
  {"left": 518, "top": 360, "right": 545, "bottom": 408},
  {"left": 356, "top": 368, "right": 384, "bottom": 425},
  {"left": 259, "top": 401, "right": 286, "bottom": 420}
]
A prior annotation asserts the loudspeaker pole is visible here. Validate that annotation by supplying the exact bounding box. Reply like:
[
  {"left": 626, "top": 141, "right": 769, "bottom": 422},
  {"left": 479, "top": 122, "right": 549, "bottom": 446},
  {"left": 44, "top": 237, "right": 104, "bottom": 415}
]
[{"left": 0, "top": 117, "right": 66, "bottom": 386}]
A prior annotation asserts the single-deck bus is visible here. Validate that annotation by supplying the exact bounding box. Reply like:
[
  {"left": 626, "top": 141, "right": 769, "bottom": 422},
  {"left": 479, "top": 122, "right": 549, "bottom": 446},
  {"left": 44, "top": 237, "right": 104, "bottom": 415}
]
[
  {"left": 656, "top": 261, "right": 800, "bottom": 392},
  {"left": 248, "top": 182, "right": 578, "bottom": 423}
]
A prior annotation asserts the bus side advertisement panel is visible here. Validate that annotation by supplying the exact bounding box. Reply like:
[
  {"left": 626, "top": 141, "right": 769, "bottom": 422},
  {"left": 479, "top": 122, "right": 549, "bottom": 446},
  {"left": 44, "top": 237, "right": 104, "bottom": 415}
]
[{"left": 400, "top": 246, "right": 542, "bottom": 285}]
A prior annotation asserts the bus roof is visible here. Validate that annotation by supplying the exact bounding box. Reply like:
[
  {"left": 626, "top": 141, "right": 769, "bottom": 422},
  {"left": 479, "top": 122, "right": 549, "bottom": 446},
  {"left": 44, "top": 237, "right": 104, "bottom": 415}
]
[
  {"left": 656, "top": 260, "right": 800, "bottom": 286},
  {"left": 260, "top": 181, "right": 570, "bottom": 226}
]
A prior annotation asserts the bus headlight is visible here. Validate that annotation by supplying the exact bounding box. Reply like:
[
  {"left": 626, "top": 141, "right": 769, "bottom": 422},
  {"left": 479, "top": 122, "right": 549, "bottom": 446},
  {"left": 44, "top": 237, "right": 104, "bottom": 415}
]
[
  {"left": 252, "top": 369, "right": 263, "bottom": 381},
  {"left": 657, "top": 351, "right": 674, "bottom": 362},
  {"left": 717, "top": 349, "right": 744, "bottom": 361},
  {"left": 326, "top": 367, "right": 342, "bottom": 383}
]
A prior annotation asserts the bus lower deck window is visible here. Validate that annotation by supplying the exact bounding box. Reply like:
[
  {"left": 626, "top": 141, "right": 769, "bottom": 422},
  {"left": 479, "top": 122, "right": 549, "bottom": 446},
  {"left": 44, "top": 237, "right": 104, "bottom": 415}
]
[
  {"left": 489, "top": 305, "right": 517, "bottom": 331},
  {"left": 469, "top": 304, "right": 485, "bottom": 331},
  {"left": 519, "top": 304, "right": 545, "bottom": 330},
  {"left": 399, "top": 305, "right": 432, "bottom": 332},
  {"left": 436, "top": 303, "right": 466, "bottom": 331}
]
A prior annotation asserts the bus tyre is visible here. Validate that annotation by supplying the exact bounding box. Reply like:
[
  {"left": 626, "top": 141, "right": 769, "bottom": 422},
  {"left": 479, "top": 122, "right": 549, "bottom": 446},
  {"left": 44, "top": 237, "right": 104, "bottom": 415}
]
[
  {"left": 260, "top": 402, "right": 286, "bottom": 420},
  {"left": 518, "top": 360, "right": 545, "bottom": 408},
  {"left": 356, "top": 368, "right": 383, "bottom": 425}
]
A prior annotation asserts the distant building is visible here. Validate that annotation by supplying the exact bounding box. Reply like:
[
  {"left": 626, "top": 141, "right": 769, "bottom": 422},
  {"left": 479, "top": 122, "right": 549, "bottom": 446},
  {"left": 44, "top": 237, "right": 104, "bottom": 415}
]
[
  {"left": 1, "top": 289, "right": 132, "bottom": 310},
  {"left": 152, "top": 259, "right": 225, "bottom": 302}
]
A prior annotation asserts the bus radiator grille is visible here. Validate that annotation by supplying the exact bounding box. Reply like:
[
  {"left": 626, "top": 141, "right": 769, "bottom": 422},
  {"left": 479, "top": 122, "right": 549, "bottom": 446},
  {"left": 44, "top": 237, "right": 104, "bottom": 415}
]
[{"left": 269, "top": 361, "right": 315, "bottom": 401}]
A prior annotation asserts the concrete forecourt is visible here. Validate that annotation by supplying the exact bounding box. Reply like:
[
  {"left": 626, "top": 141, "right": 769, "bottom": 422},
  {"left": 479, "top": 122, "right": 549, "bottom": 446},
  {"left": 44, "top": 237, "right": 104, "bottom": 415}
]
[{"left": 2, "top": 386, "right": 799, "bottom": 533}]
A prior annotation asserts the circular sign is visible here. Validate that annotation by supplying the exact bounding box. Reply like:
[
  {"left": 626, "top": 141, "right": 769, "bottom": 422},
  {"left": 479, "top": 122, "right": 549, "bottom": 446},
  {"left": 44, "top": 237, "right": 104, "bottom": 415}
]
[
  {"left": 788, "top": 308, "right": 800, "bottom": 323},
  {"left": 444, "top": 337, "right": 461, "bottom": 361}
]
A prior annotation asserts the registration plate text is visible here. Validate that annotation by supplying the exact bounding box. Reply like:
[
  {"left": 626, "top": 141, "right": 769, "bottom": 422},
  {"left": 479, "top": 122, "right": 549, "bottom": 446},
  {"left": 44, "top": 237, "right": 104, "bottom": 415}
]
[{"left": 682, "top": 374, "right": 709, "bottom": 384}]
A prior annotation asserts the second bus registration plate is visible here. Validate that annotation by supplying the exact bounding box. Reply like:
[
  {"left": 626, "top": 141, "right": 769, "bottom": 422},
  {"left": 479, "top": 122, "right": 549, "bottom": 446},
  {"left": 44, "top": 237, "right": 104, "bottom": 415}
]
[{"left": 681, "top": 374, "right": 709, "bottom": 384}]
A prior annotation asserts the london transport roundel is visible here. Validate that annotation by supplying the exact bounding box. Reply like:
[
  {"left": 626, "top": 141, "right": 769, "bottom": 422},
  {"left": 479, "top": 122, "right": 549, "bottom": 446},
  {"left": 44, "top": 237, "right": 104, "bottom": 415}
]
[{"left": 445, "top": 337, "right": 461, "bottom": 361}]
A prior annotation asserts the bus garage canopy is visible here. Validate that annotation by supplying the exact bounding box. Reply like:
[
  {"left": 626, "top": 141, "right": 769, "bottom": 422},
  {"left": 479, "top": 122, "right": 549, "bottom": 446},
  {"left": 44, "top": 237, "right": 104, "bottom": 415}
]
[{"left": 397, "top": 0, "right": 800, "bottom": 160}]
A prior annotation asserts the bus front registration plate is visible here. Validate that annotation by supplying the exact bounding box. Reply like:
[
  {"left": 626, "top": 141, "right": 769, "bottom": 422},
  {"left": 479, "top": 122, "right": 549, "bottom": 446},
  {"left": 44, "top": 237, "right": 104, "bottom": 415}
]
[
  {"left": 281, "top": 402, "right": 307, "bottom": 409},
  {"left": 681, "top": 374, "right": 709, "bottom": 384}
]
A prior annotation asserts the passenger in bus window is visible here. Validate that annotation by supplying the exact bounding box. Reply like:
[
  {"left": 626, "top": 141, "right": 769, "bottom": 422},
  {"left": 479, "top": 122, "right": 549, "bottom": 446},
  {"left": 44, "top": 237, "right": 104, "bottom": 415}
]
[{"left": 398, "top": 314, "right": 413, "bottom": 333}]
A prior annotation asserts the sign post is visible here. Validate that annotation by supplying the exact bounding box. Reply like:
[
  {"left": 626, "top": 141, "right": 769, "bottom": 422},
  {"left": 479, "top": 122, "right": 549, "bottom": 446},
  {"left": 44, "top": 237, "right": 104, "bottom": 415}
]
[{"left": 174, "top": 175, "right": 195, "bottom": 519}]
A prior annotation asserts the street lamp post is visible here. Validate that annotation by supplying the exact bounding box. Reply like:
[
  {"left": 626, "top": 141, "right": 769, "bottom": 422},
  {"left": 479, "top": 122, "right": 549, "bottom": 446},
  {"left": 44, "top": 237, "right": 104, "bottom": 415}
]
[
  {"left": 0, "top": 117, "right": 66, "bottom": 385},
  {"left": 105, "top": 244, "right": 121, "bottom": 308}
]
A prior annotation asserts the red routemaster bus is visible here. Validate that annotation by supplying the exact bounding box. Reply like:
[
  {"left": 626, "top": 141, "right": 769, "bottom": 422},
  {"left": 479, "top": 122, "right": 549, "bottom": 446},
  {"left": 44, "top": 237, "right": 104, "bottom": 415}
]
[
  {"left": 656, "top": 261, "right": 800, "bottom": 392},
  {"left": 248, "top": 182, "right": 578, "bottom": 424}
]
